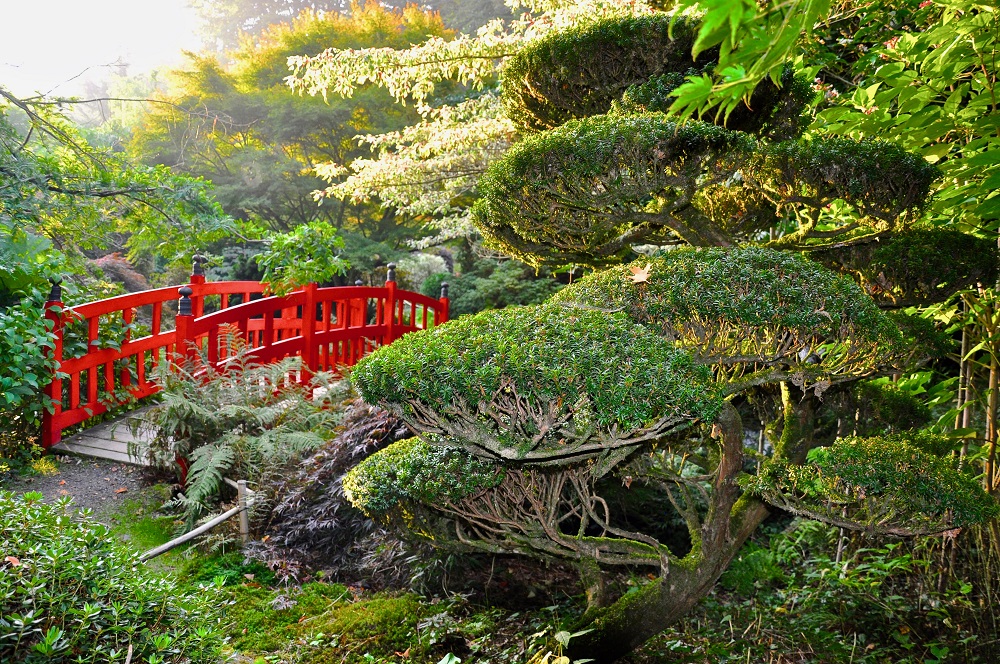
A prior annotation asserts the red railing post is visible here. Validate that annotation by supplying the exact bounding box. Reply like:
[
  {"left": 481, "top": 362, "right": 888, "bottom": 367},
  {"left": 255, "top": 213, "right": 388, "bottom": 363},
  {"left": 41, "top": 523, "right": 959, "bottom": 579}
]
[
  {"left": 41, "top": 277, "right": 64, "bottom": 448},
  {"left": 301, "top": 282, "right": 318, "bottom": 381},
  {"left": 189, "top": 254, "right": 207, "bottom": 317},
  {"left": 438, "top": 281, "right": 450, "bottom": 325},
  {"left": 175, "top": 286, "right": 196, "bottom": 365},
  {"left": 351, "top": 279, "right": 366, "bottom": 327},
  {"left": 384, "top": 263, "right": 397, "bottom": 344}
]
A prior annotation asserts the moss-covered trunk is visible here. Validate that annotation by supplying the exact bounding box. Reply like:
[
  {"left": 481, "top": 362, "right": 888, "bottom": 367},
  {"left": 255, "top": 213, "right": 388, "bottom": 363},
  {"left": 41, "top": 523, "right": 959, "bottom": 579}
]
[{"left": 566, "top": 403, "right": 770, "bottom": 663}]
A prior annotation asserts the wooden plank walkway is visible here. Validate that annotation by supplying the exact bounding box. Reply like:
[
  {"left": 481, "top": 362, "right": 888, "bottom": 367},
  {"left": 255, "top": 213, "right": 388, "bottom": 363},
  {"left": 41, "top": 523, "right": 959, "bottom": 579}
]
[{"left": 52, "top": 407, "right": 154, "bottom": 466}]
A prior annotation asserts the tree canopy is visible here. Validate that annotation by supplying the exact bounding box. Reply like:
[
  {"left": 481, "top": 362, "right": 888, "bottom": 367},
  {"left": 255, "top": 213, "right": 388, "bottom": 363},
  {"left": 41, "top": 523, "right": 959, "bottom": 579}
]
[{"left": 288, "top": 2, "right": 1000, "bottom": 661}]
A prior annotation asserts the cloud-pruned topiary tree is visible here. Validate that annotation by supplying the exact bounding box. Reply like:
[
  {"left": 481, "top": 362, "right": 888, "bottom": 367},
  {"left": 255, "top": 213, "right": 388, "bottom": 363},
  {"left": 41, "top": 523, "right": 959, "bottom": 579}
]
[
  {"left": 310, "top": 6, "right": 999, "bottom": 663},
  {"left": 350, "top": 249, "right": 994, "bottom": 661}
]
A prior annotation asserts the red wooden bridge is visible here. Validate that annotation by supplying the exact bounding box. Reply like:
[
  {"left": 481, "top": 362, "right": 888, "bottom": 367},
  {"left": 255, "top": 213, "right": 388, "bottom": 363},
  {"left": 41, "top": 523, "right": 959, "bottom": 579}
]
[{"left": 41, "top": 262, "right": 448, "bottom": 451}]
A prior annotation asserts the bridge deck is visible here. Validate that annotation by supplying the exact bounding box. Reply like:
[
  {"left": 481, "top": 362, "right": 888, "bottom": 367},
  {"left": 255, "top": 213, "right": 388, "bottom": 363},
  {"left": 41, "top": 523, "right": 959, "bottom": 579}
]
[{"left": 52, "top": 408, "right": 153, "bottom": 466}]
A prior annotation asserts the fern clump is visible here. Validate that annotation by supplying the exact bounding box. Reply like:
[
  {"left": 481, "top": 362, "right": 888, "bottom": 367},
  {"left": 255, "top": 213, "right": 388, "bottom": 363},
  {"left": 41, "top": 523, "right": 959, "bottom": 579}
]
[{"left": 142, "top": 335, "right": 348, "bottom": 526}]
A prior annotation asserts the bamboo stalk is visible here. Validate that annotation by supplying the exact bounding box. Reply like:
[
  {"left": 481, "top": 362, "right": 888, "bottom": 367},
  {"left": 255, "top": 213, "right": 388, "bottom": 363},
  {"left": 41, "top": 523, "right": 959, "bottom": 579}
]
[
  {"left": 139, "top": 504, "right": 245, "bottom": 561},
  {"left": 140, "top": 478, "right": 256, "bottom": 561}
]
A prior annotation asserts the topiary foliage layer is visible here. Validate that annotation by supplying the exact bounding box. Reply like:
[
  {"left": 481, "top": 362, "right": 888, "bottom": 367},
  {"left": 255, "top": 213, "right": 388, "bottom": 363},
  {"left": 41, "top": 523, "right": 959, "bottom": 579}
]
[
  {"left": 344, "top": 436, "right": 505, "bottom": 517},
  {"left": 742, "top": 433, "right": 999, "bottom": 536},
  {"left": 352, "top": 302, "right": 722, "bottom": 469},
  {"left": 474, "top": 115, "right": 758, "bottom": 266},
  {"left": 763, "top": 138, "right": 939, "bottom": 231},
  {"left": 345, "top": 437, "right": 677, "bottom": 571},
  {"left": 473, "top": 114, "right": 938, "bottom": 268},
  {"left": 552, "top": 248, "right": 911, "bottom": 388},
  {"left": 810, "top": 228, "right": 999, "bottom": 307},
  {"left": 500, "top": 15, "right": 812, "bottom": 138}
]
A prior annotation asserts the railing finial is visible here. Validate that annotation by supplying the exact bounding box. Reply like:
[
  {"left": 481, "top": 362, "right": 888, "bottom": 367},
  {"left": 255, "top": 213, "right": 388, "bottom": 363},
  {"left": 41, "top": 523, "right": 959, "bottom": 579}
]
[
  {"left": 47, "top": 275, "right": 63, "bottom": 302},
  {"left": 386, "top": 263, "right": 396, "bottom": 283},
  {"left": 192, "top": 254, "right": 207, "bottom": 277},
  {"left": 178, "top": 285, "right": 194, "bottom": 316},
  {"left": 440, "top": 281, "right": 449, "bottom": 299}
]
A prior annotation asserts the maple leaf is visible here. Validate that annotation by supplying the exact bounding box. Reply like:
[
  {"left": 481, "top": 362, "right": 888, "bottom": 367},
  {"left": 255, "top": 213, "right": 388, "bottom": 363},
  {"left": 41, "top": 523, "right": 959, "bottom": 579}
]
[{"left": 628, "top": 263, "right": 652, "bottom": 284}]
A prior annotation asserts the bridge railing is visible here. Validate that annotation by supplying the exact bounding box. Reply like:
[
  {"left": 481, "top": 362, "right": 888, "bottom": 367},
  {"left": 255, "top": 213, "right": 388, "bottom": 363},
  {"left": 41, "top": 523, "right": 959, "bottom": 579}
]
[{"left": 41, "top": 262, "right": 449, "bottom": 448}]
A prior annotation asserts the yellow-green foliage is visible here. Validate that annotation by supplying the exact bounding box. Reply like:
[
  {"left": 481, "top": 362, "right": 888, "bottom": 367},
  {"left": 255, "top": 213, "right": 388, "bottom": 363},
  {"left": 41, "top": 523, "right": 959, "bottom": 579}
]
[
  {"left": 344, "top": 437, "right": 505, "bottom": 517},
  {"left": 28, "top": 456, "right": 59, "bottom": 476}
]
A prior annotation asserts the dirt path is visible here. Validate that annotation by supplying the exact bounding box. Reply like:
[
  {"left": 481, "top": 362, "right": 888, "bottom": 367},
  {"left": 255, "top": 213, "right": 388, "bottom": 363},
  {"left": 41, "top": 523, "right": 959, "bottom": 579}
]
[{"left": 5, "top": 455, "right": 149, "bottom": 516}]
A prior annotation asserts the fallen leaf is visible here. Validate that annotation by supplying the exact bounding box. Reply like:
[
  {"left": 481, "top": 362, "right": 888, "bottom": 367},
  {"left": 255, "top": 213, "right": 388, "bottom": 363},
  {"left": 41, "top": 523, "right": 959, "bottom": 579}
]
[
  {"left": 244, "top": 573, "right": 255, "bottom": 581},
  {"left": 115, "top": 488, "right": 128, "bottom": 494},
  {"left": 628, "top": 263, "right": 652, "bottom": 284},
  {"left": 5, "top": 556, "right": 20, "bottom": 567},
  {"left": 103, "top": 477, "right": 111, "bottom": 482},
  {"left": 395, "top": 648, "right": 410, "bottom": 658},
  {"left": 59, "top": 490, "right": 69, "bottom": 495},
  {"left": 58, "top": 480, "right": 66, "bottom": 486}
]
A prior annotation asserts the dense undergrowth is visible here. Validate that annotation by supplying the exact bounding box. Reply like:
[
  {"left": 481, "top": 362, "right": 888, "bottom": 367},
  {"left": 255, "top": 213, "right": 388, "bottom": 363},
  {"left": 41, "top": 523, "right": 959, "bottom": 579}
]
[{"left": 2, "top": 445, "right": 997, "bottom": 664}]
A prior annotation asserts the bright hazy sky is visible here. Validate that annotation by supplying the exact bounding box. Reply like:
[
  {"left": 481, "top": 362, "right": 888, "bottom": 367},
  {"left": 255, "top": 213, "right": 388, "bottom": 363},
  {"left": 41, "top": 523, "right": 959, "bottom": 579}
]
[{"left": 0, "top": 0, "right": 202, "bottom": 96}]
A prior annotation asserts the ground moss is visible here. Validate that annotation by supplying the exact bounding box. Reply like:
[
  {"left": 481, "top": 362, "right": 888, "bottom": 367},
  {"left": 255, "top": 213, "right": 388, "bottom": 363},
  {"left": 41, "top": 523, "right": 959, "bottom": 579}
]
[
  {"left": 301, "top": 594, "right": 429, "bottom": 663},
  {"left": 219, "top": 581, "right": 351, "bottom": 655}
]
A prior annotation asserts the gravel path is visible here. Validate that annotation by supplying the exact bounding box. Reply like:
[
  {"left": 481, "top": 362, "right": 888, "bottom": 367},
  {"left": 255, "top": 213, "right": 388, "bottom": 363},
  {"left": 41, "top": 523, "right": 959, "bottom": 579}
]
[{"left": 6, "top": 455, "right": 150, "bottom": 516}]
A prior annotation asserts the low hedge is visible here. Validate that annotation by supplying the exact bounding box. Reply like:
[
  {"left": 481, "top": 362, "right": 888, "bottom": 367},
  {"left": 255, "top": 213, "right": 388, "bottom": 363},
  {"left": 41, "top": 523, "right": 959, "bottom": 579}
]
[{"left": 0, "top": 491, "right": 224, "bottom": 663}]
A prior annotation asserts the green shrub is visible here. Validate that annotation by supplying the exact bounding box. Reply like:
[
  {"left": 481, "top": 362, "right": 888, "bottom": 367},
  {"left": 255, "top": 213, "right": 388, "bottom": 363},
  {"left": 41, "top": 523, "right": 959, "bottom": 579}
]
[
  {"left": 254, "top": 220, "right": 349, "bottom": 295},
  {"left": 0, "top": 491, "right": 224, "bottom": 663},
  {"left": 0, "top": 289, "right": 56, "bottom": 449},
  {"left": 421, "top": 258, "right": 564, "bottom": 318},
  {"left": 344, "top": 437, "right": 505, "bottom": 517},
  {"left": 744, "top": 434, "right": 999, "bottom": 535}
]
